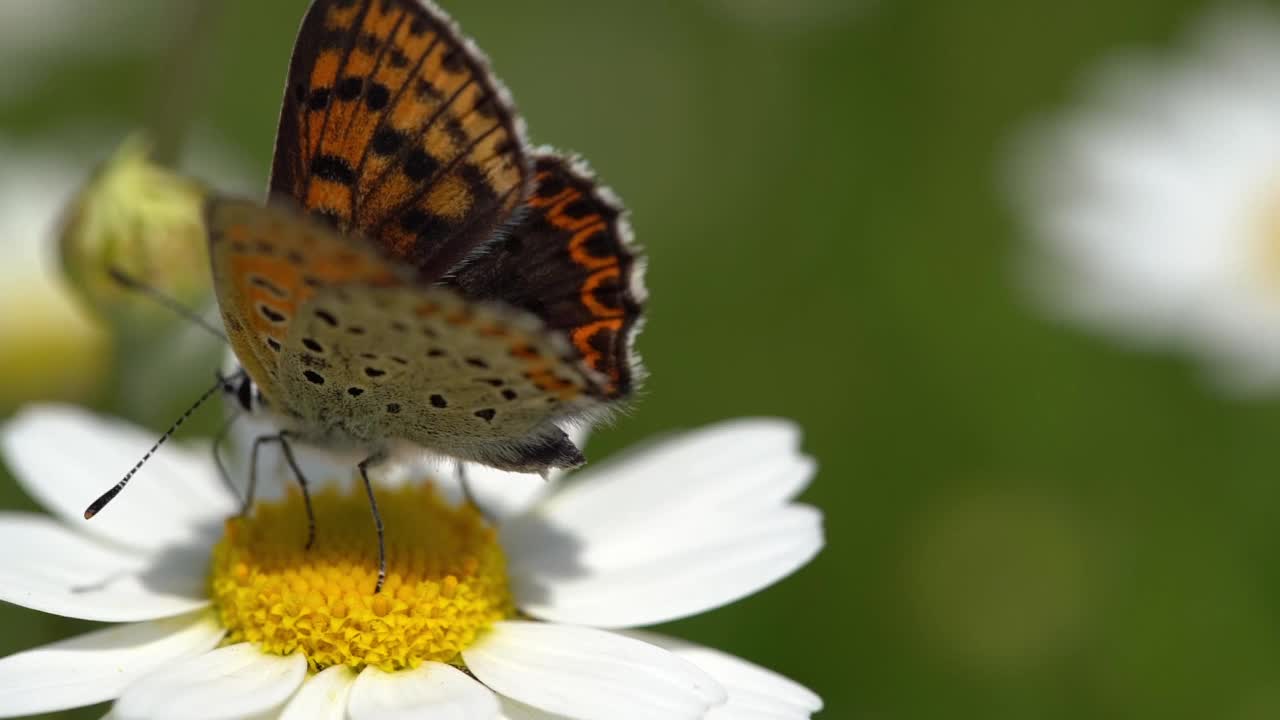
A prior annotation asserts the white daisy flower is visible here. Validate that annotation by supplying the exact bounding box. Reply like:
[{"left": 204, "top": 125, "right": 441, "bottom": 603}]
[
  {"left": 1009, "top": 5, "right": 1280, "bottom": 391},
  {"left": 0, "top": 406, "right": 824, "bottom": 719}
]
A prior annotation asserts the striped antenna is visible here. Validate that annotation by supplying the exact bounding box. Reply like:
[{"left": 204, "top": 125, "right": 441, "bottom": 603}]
[
  {"left": 108, "top": 267, "right": 229, "bottom": 343},
  {"left": 83, "top": 371, "right": 242, "bottom": 519}
]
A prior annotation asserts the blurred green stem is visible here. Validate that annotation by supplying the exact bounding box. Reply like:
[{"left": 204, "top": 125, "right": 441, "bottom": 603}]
[
  {"left": 146, "top": 0, "right": 223, "bottom": 166},
  {"left": 106, "top": 0, "right": 223, "bottom": 424}
]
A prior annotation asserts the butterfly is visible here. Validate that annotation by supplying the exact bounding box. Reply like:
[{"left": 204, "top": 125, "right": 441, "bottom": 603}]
[{"left": 200, "top": 0, "right": 644, "bottom": 584}]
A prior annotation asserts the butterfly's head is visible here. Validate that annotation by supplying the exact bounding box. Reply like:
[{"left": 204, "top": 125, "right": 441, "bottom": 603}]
[{"left": 219, "top": 370, "right": 268, "bottom": 414}]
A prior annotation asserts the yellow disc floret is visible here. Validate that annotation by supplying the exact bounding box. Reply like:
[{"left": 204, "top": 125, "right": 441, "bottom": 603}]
[{"left": 210, "top": 482, "right": 514, "bottom": 672}]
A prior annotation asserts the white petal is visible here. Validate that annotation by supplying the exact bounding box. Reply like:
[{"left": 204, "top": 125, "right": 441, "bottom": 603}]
[
  {"left": 626, "top": 631, "right": 823, "bottom": 719},
  {"left": 0, "top": 611, "right": 224, "bottom": 718},
  {"left": 405, "top": 423, "right": 590, "bottom": 521},
  {"left": 278, "top": 665, "right": 356, "bottom": 720},
  {"left": 504, "top": 419, "right": 822, "bottom": 627},
  {"left": 463, "top": 621, "right": 725, "bottom": 720},
  {"left": 347, "top": 663, "right": 498, "bottom": 720},
  {"left": 509, "top": 504, "right": 823, "bottom": 628},
  {"left": 225, "top": 408, "right": 363, "bottom": 503},
  {"left": 432, "top": 459, "right": 555, "bottom": 520},
  {"left": 533, "top": 419, "right": 811, "bottom": 538},
  {"left": 0, "top": 513, "right": 208, "bottom": 621},
  {"left": 498, "top": 698, "right": 567, "bottom": 719},
  {"left": 1, "top": 405, "right": 235, "bottom": 553},
  {"left": 113, "top": 643, "right": 307, "bottom": 720}
]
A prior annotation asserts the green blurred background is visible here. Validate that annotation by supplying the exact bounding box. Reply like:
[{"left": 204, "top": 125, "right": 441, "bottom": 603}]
[{"left": 3, "top": 0, "right": 1279, "bottom": 717}]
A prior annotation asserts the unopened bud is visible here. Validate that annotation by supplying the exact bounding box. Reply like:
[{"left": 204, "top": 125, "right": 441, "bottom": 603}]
[{"left": 58, "top": 135, "right": 210, "bottom": 329}]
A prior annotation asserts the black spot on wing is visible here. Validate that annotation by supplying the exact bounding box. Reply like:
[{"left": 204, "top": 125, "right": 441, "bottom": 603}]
[
  {"left": 441, "top": 49, "right": 464, "bottom": 72},
  {"left": 371, "top": 127, "right": 407, "bottom": 156},
  {"left": 307, "top": 88, "right": 331, "bottom": 111},
  {"left": 400, "top": 208, "right": 451, "bottom": 240},
  {"left": 403, "top": 149, "right": 439, "bottom": 182},
  {"left": 250, "top": 275, "right": 289, "bottom": 298},
  {"left": 312, "top": 155, "right": 357, "bottom": 185},
  {"left": 259, "top": 305, "right": 287, "bottom": 324},
  {"left": 365, "top": 82, "right": 390, "bottom": 111},
  {"left": 336, "top": 76, "right": 363, "bottom": 101}
]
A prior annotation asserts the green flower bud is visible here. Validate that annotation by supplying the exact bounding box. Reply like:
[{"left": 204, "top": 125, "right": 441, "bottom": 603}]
[{"left": 58, "top": 135, "right": 211, "bottom": 330}]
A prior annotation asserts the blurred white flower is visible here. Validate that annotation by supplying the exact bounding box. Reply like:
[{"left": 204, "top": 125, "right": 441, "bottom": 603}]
[
  {"left": 59, "top": 135, "right": 210, "bottom": 330},
  {"left": 1010, "top": 5, "right": 1280, "bottom": 391},
  {"left": 0, "top": 132, "right": 253, "bottom": 412},
  {"left": 0, "top": 144, "right": 107, "bottom": 409}
]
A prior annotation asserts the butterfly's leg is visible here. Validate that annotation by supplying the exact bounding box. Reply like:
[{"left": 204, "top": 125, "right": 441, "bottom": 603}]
[
  {"left": 277, "top": 433, "right": 317, "bottom": 551},
  {"left": 457, "top": 463, "right": 477, "bottom": 507},
  {"left": 211, "top": 411, "right": 243, "bottom": 506},
  {"left": 456, "top": 463, "right": 495, "bottom": 525},
  {"left": 357, "top": 453, "right": 388, "bottom": 594},
  {"left": 244, "top": 434, "right": 281, "bottom": 516}
]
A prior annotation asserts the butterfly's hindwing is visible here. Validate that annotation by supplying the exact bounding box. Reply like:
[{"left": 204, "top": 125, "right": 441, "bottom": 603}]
[
  {"left": 277, "top": 283, "right": 604, "bottom": 470},
  {"left": 270, "top": 0, "right": 531, "bottom": 280},
  {"left": 206, "top": 196, "right": 406, "bottom": 406},
  {"left": 449, "top": 151, "right": 646, "bottom": 399}
]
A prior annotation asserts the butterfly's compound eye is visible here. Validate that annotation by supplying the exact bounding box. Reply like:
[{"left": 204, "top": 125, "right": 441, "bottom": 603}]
[{"left": 237, "top": 376, "right": 255, "bottom": 412}]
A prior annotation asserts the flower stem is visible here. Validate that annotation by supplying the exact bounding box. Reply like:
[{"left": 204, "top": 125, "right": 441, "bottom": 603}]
[{"left": 146, "top": 0, "right": 223, "bottom": 167}]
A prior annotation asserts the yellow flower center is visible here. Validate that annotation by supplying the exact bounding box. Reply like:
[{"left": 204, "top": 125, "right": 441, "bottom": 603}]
[{"left": 209, "top": 482, "right": 514, "bottom": 672}]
